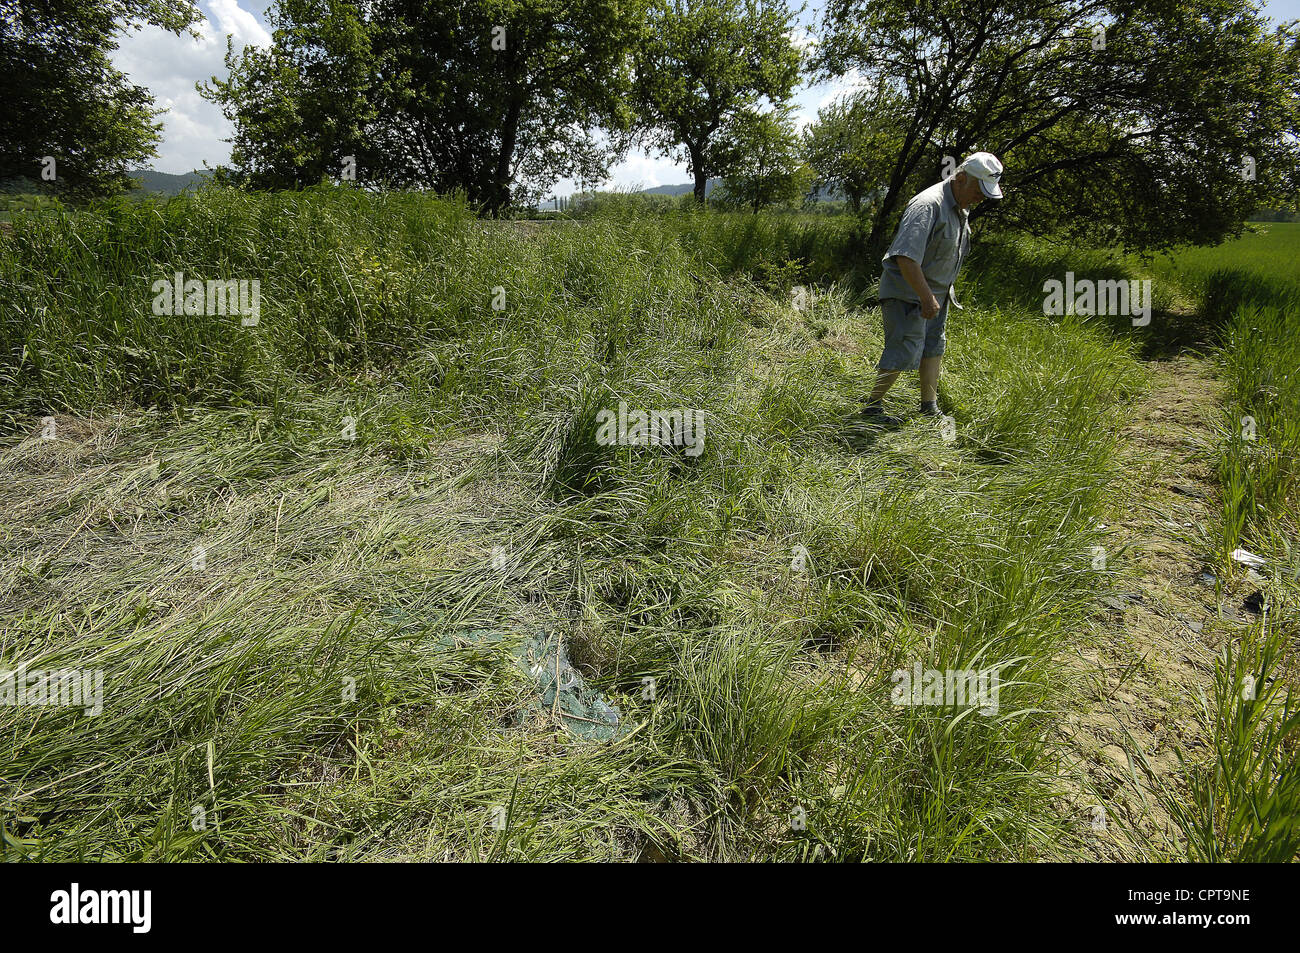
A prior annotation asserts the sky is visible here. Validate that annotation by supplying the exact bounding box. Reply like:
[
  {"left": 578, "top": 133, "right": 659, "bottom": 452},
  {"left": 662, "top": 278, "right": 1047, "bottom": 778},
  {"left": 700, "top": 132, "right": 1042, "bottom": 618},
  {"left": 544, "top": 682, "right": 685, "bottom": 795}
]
[{"left": 112, "top": 0, "right": 1300, "bottom": 194}]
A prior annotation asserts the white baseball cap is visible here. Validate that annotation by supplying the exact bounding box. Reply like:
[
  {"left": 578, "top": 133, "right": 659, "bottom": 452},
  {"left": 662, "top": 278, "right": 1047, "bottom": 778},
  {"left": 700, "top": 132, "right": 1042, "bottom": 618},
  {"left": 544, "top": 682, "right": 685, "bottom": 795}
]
[{"left": 960, "top": 152, "right": 1004, "bottom": 199}]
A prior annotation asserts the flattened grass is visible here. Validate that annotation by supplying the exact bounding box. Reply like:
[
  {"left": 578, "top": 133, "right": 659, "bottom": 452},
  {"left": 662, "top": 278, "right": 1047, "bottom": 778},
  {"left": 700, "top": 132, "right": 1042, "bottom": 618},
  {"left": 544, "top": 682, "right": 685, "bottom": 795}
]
[{"left": 2, "top": 188, "right": 1146, "bottom": 860}]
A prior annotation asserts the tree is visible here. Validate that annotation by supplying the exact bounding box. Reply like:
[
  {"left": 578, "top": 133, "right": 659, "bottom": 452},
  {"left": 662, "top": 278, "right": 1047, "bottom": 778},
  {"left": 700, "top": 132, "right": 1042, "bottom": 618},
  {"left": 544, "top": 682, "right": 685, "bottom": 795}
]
[
  {"left": 632, "top": 0, "right": 803, "bottom": 204},
  {"left": 802, "top": 82, "right": 908, "bottom": 214},
  {"left": 204, "top": 0, "right": 647, "bottom": 214},
  {"left": 202, "top": 0, "right": 378, "bottom": 192},
  {"left": 0, "top": 0, "right": 203, "bottom": 199},
  {"left": 815, "top": 0, "right": 1300, "bottom": 256},
  {"left": 713, "top": 106, "right": 811, "bottom": 211}
]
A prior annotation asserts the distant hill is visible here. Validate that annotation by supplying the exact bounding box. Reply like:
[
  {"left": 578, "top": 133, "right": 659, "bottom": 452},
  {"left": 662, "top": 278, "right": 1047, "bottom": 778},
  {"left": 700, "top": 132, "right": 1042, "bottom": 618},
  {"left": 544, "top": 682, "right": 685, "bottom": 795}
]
[
  {"left": 637, "top": 178, "right": 722, "bottom": 197},
  {"left": 129, "top": 170, "right": 212, "bottom": 196},
  {"left": 636, "top": 178, "right": 845, "bottom": 203},
  {"left": 1, "top": 170, "right": 214, "bottom": 209}
]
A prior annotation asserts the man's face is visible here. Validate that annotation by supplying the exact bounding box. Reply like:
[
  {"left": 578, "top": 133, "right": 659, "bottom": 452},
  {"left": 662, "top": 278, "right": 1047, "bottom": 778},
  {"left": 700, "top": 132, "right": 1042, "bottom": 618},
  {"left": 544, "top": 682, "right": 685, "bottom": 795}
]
[
  {"left": 956, "top": 171, "right": 993, "bottom": 209},
  {"left": 953, "top": 171, "right": 986, "bottom": 209}
]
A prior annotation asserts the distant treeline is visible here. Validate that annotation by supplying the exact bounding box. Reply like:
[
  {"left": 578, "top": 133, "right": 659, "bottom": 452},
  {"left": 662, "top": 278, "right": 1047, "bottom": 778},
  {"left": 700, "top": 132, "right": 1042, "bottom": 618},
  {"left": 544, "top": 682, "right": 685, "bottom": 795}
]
[{"left": 1248, "top": 208, "right": 1300, "bottom": 222}]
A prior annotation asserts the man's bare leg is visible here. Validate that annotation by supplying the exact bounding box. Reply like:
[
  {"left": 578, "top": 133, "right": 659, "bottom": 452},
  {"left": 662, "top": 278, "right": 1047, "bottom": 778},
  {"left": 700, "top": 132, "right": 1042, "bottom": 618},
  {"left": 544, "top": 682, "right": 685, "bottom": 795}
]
[
  {"left": 919, "top": 356, "right": 942, "bottom": 404},
  {"left": 868, "top": 369, "right": 902, "bottom": 405}
]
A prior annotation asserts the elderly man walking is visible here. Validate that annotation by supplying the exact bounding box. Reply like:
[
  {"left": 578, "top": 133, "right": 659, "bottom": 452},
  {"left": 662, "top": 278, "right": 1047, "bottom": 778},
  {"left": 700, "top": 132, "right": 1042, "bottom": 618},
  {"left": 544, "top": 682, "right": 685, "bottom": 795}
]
[{"left": 854, "top": 152, "right": 1003, "bottom": 429}]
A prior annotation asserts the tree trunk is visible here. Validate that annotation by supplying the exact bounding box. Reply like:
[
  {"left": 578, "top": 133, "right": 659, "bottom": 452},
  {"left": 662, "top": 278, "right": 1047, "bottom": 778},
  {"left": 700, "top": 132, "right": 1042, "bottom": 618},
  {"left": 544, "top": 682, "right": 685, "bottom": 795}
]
[
  {"left": 687, "top": 143, "right": 707, "bottom": 205},
  {"left": 486, "top": 89, "right": 524, "bottom": 216},
  {"left": 862, "top": 198, "right": 894, "bottom": 265},
  {"left": 864, "top": 136, "right": 928, "bottom": 263}
]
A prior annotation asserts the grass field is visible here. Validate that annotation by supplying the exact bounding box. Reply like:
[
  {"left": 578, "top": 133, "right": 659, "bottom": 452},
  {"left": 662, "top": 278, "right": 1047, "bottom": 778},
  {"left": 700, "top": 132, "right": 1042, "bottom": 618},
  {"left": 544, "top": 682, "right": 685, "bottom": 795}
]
[{"left": 0, "top": 189, "right": 1293, "bottom": 861}]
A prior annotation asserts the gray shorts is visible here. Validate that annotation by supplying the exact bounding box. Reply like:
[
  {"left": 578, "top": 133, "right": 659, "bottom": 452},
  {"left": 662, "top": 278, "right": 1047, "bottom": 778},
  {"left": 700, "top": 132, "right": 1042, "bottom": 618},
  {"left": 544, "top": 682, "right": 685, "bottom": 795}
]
[{"left": 878, "top": 297, "right": 949, "bottom": 371}]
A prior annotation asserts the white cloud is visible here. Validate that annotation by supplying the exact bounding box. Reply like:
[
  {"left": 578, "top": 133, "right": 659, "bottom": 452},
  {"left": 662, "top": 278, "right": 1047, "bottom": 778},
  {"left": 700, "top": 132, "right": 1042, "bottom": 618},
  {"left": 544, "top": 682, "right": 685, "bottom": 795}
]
[
  {"left": 111, "top": 1, "right": 271, "bottom": 173},
  {"left": 208, "top": 0, "right": 272, "bottom": 46},
  {"left": 788, "top": 27, "right": 819, "bottom": 52},
  {"left": 607, "top": 151, "right": 690, "bottom": 191},
  {"left": 547, "top": 147, "right": 690, "bottom": 197},
  {"left": 814, "top": 69, "right": 870, "bottom": 111}
]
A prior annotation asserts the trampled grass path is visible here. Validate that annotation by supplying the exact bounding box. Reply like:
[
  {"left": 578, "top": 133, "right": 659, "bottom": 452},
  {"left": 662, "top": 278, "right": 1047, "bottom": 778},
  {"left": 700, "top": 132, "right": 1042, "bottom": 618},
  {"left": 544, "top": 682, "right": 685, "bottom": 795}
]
[{"left": 1063, "top": 353, "right": 1250, "bottom": 858}]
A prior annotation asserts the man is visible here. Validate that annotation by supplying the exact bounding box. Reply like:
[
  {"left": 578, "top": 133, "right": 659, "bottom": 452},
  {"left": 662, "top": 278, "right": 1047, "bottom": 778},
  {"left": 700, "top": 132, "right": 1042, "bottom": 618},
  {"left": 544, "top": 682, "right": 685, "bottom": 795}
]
[{"left": 855, "top": 152, "right": 1003, "bottom": 428}]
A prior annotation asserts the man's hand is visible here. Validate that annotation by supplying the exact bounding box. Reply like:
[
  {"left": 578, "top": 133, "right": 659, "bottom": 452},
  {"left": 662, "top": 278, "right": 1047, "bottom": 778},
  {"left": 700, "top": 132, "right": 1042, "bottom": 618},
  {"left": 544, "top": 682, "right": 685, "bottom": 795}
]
[{"left": 895, "top": 255, "right": 941, "bottom": 320}]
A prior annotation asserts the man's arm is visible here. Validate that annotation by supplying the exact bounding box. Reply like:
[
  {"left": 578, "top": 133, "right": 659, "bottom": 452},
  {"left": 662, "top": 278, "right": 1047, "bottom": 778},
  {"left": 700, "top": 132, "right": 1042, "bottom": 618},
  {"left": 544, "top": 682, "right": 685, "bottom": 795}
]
[{"left": 894, "top": 256, "right": 941, "bottom": 320}]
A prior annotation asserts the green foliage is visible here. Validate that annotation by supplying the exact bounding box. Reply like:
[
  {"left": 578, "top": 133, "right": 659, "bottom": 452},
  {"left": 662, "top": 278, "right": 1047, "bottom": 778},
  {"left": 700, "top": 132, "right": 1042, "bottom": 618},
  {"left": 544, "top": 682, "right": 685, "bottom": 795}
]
[
  {"left": 1144, "top": 618, "right": 1300, "bottom": 862},
  {"left": 802, "top": 82, "right": 907, "bottom": 214},
  {"left": 0, "top": 0, "right": 203, "bottom": 199},
  {"left": 631, "top": 0, "right": 803, "bottom": 204},
  {"left": 567, "top": 194, "right": 859, "bottom": 284},
  {"left": 816, "top": 0, "right": 1300, "bottom": 255},
  {"left": 0, "top": 187, "right": 476, "bottom": 415},
  {"left": 203, "top": 0, "right": 646, "bottom": 213},
  {"left": 1151, "top": 224, "right": 1300, "bottom": 558},
  {"left": 1216, "top": 298, "right": 1300, "bottom": 554},
  {"left": 712, "top": 107, "right": 814, "bottom": 213}
]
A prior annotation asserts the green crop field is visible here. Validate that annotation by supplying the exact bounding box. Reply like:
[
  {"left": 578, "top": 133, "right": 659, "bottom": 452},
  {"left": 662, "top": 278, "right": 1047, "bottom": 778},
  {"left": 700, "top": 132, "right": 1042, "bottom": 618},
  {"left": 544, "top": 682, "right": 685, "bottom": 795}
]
[{"left": 1153, "top": 222, "right": 1300, "bottom": 297}]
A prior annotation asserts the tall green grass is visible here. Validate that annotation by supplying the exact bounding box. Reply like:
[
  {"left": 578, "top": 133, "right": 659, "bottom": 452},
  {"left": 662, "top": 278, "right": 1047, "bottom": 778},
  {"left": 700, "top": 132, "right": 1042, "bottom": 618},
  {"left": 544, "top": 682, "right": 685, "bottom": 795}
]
[
  {"left": 572, "top": 193, "right": 859, "bottom": 288},
  {"left": 1139, "top": 614, "right": 1300, "bottom": 862}
]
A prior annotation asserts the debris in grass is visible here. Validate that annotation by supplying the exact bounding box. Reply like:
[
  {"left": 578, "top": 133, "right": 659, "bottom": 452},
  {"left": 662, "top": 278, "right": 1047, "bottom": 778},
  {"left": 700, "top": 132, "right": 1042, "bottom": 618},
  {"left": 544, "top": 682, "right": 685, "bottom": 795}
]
[
  {"left": 1218, "top": 604, "right": 1242, "bottom": 623},
  {"left": 381, "top": 612, "right": 629, "bottom": 742},
  {"left": 1230, "top": 548, "right": 1266, "bottom": 569},
  {"left": 512, "top": 629, "right": 628, "bottom": 742},
  {"left": 1242, "top": 591, "right": 1267, "bottom": 615}
]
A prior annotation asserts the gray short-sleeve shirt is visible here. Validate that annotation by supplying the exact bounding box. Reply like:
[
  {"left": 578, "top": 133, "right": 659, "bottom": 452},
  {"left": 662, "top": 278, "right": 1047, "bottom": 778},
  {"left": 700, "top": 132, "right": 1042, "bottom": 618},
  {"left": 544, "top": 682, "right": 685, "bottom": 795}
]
[{"left": 878, "top": 179, "right": 970, "bottom": 304}]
